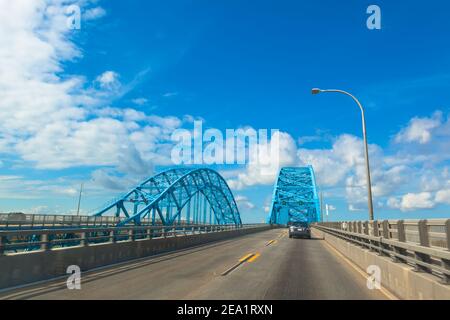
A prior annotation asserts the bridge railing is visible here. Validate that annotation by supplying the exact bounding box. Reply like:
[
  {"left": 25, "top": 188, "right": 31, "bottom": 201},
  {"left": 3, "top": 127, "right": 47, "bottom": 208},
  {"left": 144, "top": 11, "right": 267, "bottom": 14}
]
[
  {"left": 0, "top": 224, "right": 267, "bottom": 255},
  {"left": 0, "top": 213, "right": 181, "bottom": 229},
  {"left": 314, "top": 219, "right": 450, "bottom": 284},
  {"left": 0, "top": 213, "right": 122, "bottom": 229}
]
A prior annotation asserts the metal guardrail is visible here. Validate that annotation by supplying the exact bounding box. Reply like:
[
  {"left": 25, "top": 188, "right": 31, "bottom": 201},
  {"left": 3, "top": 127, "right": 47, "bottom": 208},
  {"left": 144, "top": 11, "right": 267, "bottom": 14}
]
[
  {"left": 314, "top": 220, "right": 450, "bottom": 284},
  {"left": 0, "top": 213, "right": 195, "bottom": 229},
  {"left": 0, "top": 213, "right": 122, "bottom": 229},
  {"left": 0, "top": 224, "right": 267, "bottom": 255}
]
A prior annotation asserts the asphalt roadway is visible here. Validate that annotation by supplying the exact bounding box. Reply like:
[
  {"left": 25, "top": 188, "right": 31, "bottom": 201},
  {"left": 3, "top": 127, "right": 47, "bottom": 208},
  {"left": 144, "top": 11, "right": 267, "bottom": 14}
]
[{"left": 0, "top": 228, "right": 390, "bottom": 300}]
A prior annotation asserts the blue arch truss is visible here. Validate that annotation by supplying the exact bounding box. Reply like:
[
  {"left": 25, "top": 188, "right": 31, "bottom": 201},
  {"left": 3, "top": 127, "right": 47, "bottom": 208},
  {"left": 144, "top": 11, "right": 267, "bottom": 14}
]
[
  {"left": 94, "top": 168, "right": 242, "bottom": 226},
  {"left": 269, "top": 166, "right": 321, "bottom": 225}
]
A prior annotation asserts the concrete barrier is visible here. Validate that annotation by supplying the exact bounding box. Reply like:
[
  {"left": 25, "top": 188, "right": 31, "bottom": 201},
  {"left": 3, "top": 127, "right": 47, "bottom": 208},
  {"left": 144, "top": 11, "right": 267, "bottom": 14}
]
[
  {"left": 313, "top": 227, "right": 450, "bottom": 300},
  {"left": 0, "top": 226, "right": 272, "bottom": 289}
]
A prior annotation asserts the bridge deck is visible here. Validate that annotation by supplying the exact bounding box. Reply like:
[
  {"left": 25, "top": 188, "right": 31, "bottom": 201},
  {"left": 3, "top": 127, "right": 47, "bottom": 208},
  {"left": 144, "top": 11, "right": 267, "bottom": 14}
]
[{"left": 0, "top": 229, "right": 389, "bottom": 300}]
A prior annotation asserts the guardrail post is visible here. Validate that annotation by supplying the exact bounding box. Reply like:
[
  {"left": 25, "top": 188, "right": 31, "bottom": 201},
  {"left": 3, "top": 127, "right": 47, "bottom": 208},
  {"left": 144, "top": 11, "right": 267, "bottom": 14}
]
[
  {"left": 445, "top": 219, "right": 450, "bottom": 251},
  {"left": 369, "top": 220, "right": 379, "bottom": 253},
  {"left": 129, "top": 229, "right": 135, "bottom": 242},
  {"left": 0, "top": 236, "right": 4, "bottom": 256},
  {"left": 363, "top": 221, "right": 371, "bottom": 249},
  {"left": 80, "top": 232, "right": 88, "bottom": 247},
  {"left": 442, "top": 260, "right": 450, "bottom": 285},
  {"left": 437, "top": 220, "right": 449, "bottom": 283},
  {"left": 372, "top": 220, "right": 378, "bottom": 236},
  {"left": 41, "top": 233, "right": 50, "bottom": 251},
  {"left": 414, "top": 220, "right": 431, "bottom": 273},
  {"left": 418, "top": 220, "right": 430, "bottom": 247},
  {"left": 357, "top": 221, "right": 362, "bottom": 234},
  {"left": 392, "top": 220, "right": 406, "bottom": 263},
  {"left": 397, "top": 220, "right": 405, "bottom": 242},
  {"left": 110, "top": 230, "right": 116, "bottom": 243},
  {"left": 378, "top": 220, "right": 390, "bottom": 257},
  {"left": 382, "top": 220, "right": 389, "bottom": 239}
]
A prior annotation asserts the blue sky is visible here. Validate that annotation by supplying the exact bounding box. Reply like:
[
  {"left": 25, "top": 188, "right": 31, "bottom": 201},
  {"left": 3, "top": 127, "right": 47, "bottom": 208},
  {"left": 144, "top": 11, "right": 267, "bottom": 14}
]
[{"left": 1, "top": 0, "right": 450, "bottom": 222}]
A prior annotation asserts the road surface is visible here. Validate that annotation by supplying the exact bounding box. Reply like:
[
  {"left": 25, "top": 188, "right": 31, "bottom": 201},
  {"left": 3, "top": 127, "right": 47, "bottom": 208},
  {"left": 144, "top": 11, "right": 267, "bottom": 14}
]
[{"left": 0, "top": 229, "right": 389, "bottom": 300}]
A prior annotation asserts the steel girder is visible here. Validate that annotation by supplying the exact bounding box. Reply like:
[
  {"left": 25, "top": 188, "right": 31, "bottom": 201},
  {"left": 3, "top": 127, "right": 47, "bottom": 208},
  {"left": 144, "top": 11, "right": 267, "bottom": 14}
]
[
  {"left": 269, "top": 166, "right": 321, "bottom": 225},
  {"left": 93, "top": 168, "right": 242, "bottom": 226}
]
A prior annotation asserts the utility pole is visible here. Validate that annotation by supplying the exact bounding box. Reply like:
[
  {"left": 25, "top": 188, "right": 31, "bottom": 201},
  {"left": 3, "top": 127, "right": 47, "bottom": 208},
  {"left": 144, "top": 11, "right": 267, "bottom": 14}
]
[{"left": 76, "top": 183, "right": 84, "bottom": 216}]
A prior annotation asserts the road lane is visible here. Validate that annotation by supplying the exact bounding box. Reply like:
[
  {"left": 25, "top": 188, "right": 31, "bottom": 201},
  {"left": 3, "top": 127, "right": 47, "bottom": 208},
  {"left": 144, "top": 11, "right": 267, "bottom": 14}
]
[{"left": 0, "top": 228, "right": 389, "bottom": 300}]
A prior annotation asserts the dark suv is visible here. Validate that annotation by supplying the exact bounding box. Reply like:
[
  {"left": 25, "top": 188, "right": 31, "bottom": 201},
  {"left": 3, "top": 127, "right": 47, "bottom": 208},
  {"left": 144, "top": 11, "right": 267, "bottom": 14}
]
[{"left": 288, "top": 221, "right": 311, "bottom": 239}]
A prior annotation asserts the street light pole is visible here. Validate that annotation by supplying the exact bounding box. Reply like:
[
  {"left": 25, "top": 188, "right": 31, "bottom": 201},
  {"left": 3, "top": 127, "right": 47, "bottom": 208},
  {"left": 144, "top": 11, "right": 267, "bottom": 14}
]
[
  {"left": 312, "top": 88, "right": 374, "bottom": 220},
  {"left": 76, "top": 183, "right": 84, "bottom": 217}
]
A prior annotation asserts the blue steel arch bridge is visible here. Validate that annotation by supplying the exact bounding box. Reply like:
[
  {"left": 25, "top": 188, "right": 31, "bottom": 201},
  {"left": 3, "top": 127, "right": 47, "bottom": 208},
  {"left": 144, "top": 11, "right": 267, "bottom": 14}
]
[
  {"left": 94, "top": 168, "right": 242, "bottom": 227},
  {"left": 269, "top": 166, "right": 321, "bottom": 226},
  {"left": 0, "top": 166, "right": 321, "bottom": 253}
]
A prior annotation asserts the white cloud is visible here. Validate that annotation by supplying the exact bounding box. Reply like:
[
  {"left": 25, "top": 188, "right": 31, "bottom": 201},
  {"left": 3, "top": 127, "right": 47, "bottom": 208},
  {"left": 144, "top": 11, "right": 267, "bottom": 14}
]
[
  {"left": 96, "top": 71, "right": 120, "bottom": 89},
  {"left": 298, "top": 134, "right": 365, "bottom": 187},
  {"left": 296, "top": 112, "right": 450, "bottom": 213},
  {"left": 163, "top": 92, "right": 178, "bottom": 98},
  {"left": 436, "top": 189, "right": 450, "bottom": 205},
  {"left": 84, "top": 6, "right": 106, "bottom": 20},
  {"left": 234, "top": 195, "right": 255, "bottom": 210},
  {"left": 0, "top": 1, "right": 188, "bottom": 178},
  {"left": 226, "top": 131, "right": 297, "bottom": 190},
  {"left": 132, "top": 98, "right": 148, "bottom": 106},
  {"left": 394, "top": 111, "right": 442, "bottom": 144},
  {"left": 91, "top": 169, "right": 138, "bottom": 191},
  {"left": 388, "top": 192, "right": 435, "bottom": 211}
]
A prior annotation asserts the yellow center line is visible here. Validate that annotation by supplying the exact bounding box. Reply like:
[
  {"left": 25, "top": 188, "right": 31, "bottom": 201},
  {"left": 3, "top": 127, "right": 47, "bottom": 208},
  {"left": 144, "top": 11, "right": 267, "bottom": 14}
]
[
  {"left": 238, "top": 253, "right": 254, "bottom": 262},
  {"left": 266, "top": 239, "right": 275, "bottom": 246},
  {"left": 248, "top": 253, "right": 261, "bottom": 262},
  {"left": 222, "top": 253, "right": 255, "bottom": 276}
]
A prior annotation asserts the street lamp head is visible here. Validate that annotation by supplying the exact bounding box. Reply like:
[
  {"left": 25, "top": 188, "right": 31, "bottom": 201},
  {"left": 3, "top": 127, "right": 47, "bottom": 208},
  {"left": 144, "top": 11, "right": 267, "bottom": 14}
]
[{"left": 311, "top": 88, "right": 322, "bottom": 95}]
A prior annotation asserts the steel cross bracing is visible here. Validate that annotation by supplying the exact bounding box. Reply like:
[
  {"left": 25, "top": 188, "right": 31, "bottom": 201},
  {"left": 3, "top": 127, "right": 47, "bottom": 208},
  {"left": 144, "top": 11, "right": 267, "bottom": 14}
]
[
  {"left": 269, "top": 166, "right": 321, "bottom": 225},
  {"left": 93, "top": 168, "right": 242, "bottom": 227}
]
